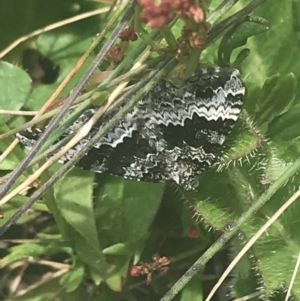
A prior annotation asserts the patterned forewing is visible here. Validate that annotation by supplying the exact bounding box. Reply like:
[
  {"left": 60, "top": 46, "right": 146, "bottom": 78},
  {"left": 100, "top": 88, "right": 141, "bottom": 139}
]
[{"left": 17, "top": 67, "right": 245, "bottom": 190}]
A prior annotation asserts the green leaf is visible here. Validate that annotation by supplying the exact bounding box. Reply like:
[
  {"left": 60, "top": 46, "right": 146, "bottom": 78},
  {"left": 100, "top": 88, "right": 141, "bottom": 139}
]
[
  {"left": 263, "top": 154, "right": 292, "bottom": 184},
  {"left": 250, "top": 230, "right": 300, "bottom": 297},
  {"left": 94, "top": 175, "right": 164, "bottom": 245},
  {"left": 55, "top": 168, "right": 107, "bottom": 277},
  {"left": 180, "top": 275, "right": 203, "bottom": 301},
  {"left": 23, "top": 14, "right": 100, "bottom": 110},
  {"left": 242, "top": 1, "right": 298, "bottom": 89},
  {"left": 93, "top": 176, "right": 164, "bottom": 289},
  {"left": 102, "top": 235, "right": 148, "bottom": 256},
  {"left": 0, "top": 61, "right": 31, "bottom": 123},
  {"left": 72, "top": 230, "right": 106, "bottom": 277},
  {"left": 254, "top": 73, "right": 280, "bottom": 113},
  {"left": 218, "top": 18, "right": 269, "bottom": 66},
  {"left": 268, "top": 102, "right": 300, "bottom": 141},
  {"left": 55, "top": 169, "right": 99, "bottom": 250},
  {"left": 254, "top": 73, "right": 297, "bottom": 127},
  {"left": 105, "top": 258, "right": 130, "bottom": 292},
  {"left": 60, "top": 261, "right": 85, "bottom": 293},
  {"left": 0, "top": 123, "right": 25, "bottom": 170},
  {"left": 2, "top": 243, "right": 72, "bottom": 267},
  {"left": 220, "top": 118, "right": 261, "bottom": 168}
]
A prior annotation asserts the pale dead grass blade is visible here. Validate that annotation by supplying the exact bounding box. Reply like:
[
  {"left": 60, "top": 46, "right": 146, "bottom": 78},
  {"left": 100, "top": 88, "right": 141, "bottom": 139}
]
[
  {"left": 0, "top": 7, "right": 110, "bottom": 58},
  {"left": 285, "top": 251, "right": 300, "bottom": 301}
]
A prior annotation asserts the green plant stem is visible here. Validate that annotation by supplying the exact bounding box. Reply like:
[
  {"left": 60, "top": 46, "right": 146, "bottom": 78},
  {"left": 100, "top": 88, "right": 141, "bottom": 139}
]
[
  {"left": 184, "top": 48, "right": 202, "bottom": 78},
  {"left": 160, "top": 156, "right": 300, "bottom": 301},
  {"left": 159, "top": 26, "right": 178, "bottom": 50},
  {"left": 93, "top": 55, "right": 166, "bottom": 93},
  {"left": 207, "top": 0, "right": 267, "bottom": 47},
  {"left": 169, "top": 244, "right": 205, "bottom": 264},
  {"left": 208, "top": 0, "right": 239, "bottom": 24}
]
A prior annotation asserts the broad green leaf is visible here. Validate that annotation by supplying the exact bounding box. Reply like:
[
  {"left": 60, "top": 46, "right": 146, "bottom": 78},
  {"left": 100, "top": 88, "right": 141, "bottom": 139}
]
[
  {"left": 89, "top": 266, "right": 102, "bottom": 285},
  {"left": 268, "top": 103, "right": 300, "bottom": 141},
  {"left": 55, "top": 169, "right": 98, "bottom": 250},
  {"left": 72, "top": 229, "right": 107, "bottom": 277},
  {"left": 254, "top": 73, "right": 280, "bottom": 113},
  {"left": 180, "top": 276, "right": 203, "bottom": 301},
  {"left": 21, "top": 7, "right": 101, "bottom": 110},
  {"left": 60, "top": 261, "right": 85, "bottom": 293},
  {"left": 93, "top": 176, "right": 164, "bottom": 289},
  {"left": 254, "top": 73, "right": 297, "bottom": 127},
  {"left": 106, "top": 259, "right": 130, "bottom": 292},
  {"left": 94, "top": 175, "right": 164, "bottom": 246},
  {"left": 0, "top": 61, "right": 31, "bottom": 123},
  {"left": 263, "top": 155, "right": 292, "bottom": 184},
  {"left": 25, "top": 57, "right": 95, "bottom": 111},
  {"left": 242, "top": 1, "right": 298, "bottom": 88},
  {"left": 55, "top": 168, "right": 107, "bottom": 277},
  {"left": 220, "top": 118, "right": 261, "bottom": 168},
  {"left": 0, "top": 124, "right": 27, "bottom": 170}
]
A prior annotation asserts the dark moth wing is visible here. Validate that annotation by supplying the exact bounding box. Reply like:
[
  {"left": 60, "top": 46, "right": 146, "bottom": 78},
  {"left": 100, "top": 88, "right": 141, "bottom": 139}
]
[{"left": 17, "top": 67, "right": 245, "bottom": 190}]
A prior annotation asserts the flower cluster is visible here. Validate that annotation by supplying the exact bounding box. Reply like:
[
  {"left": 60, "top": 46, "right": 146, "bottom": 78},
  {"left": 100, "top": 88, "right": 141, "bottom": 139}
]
[
  {"left": 119, "top": 27, "right": 138, "bottom": 42},
  {"left": 178, "top": 25, "right": 206, "bottom": 52},
  {"left": 105, "top": 44, "right": 123, "bottom": 64},
  {"left": 139, "top": 0, "right": 204, "bottom": 28},
  {"left": 130, "top": 254, "right": 170, "bottom": 284},
  {"left": 106, "top": 27, "right": 138, "bottom": 65}
]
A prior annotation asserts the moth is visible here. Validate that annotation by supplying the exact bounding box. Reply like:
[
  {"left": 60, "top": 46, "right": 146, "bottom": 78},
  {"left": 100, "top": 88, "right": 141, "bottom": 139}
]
[{"left": 17, "top": 67, "right": 245, "bottom": 190}]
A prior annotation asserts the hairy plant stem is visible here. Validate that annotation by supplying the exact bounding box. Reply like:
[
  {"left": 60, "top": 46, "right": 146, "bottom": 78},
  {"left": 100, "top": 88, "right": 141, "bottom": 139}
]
[{"left": 160, "top": 157, "right": 300, "bottom": 301}]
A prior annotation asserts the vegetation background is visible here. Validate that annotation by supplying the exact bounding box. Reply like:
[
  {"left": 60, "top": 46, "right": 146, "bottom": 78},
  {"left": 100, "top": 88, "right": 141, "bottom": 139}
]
[{"left": 0, "top": 0, "right": 300, "bottom": 301}]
